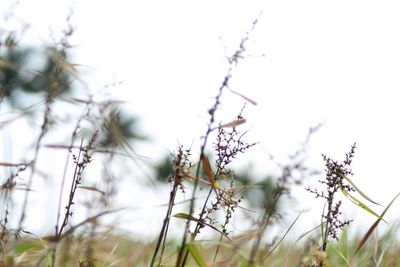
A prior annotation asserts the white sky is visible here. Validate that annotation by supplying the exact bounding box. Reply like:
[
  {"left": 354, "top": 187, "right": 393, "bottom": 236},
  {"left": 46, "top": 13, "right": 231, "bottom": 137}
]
[{"left": 2, "top": 0, "right": 400, "bottom": 238}]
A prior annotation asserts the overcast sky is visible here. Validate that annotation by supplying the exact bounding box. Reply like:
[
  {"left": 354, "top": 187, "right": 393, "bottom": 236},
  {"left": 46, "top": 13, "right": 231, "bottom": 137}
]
[{"left": 2, "top": 0, "right": 400, "bottom": 237}]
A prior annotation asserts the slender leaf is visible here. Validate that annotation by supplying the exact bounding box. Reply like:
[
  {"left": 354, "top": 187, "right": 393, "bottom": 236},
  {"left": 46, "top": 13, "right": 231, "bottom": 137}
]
[
  {"left": 340, "top": 186, "right": 383, "bottom": 221},
  {"left": 329, "top": 243, "right": 350, "bottom": 266},
  {"left": 295, "top": 221, "right": 325, "bottom": 245},
  {"left": 173, "top": 213, "right": 231, "bottom": 240},
  {"left": 13, "top": 243, "right": 39, "bottom": 255},
  {"left": 0, "top": 58, "right": 18, "bottom": 70},
  {"left": 187, "top": 243, "right": 207, "bottom": 267},
  {"left": 78, "top": 185, "right": 106, "bottom": 195},
  {"left": 202, "top": 155, "right": 216, "bottom": 191},
  {"left": 220, "top": 118, "right": 246, "bottom": 128},
  {"left": 263, "top": 210, "right": 303, "bottom": 262},
  {"left": 0, "top": 162, "right": 27, "bottom": 167},
  {"left": 228, "top": 88, "right": 258, "bottom": 105},
  {"left": 355, "top": 192, "right": 400, "bottom": 255},
  {"left": 340, "top": 173, "right": 381, "bottom": 206}
]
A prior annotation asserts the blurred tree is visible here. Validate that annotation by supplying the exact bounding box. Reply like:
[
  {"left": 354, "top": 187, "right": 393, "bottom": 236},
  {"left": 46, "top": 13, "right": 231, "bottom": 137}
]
[
  {"left": 154, "top": 154, "right": 173, "bottom": 182},
  {"left": 0, "top": 35, "right": 72, "bottom": 107},
  {"left": 154, "top": 152, "right": 281, "bottom": 213},
  {"left": 234, "top": 170, "right": 279, "bottom": 211},
  {"left": 98, "top": 107, "right": 147, "bottom": 150},
  {"left": 0, "top": 33, "right": 145, "bottom": 150}
]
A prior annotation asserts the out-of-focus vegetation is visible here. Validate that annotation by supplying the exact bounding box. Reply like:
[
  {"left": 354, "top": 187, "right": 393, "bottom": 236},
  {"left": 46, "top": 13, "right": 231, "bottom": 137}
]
[{"left": 1, "top": 3, "right": 399, "bottom": 267}]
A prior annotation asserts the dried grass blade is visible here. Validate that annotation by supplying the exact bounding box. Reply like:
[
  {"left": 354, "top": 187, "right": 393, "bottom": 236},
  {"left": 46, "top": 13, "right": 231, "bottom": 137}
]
[
  {"left": 202, "top": 155, "right": 215, "bottom": 187},
  {"left": 78, "top": 185, "right": 106, "bottom": 195},
  {"left": 0, "top": 162, "right": 27, "bottom": 167},
  {"left": 220, "top": 118, "right": 246, "bottom": 128},
  {"left": 60, "top": 208, "right": 126, "bottom": 240},
  {"left": 228, "top": 88, "right": 257, "bottom": 105},
  {"left": 354, "top": 192, "right": 400, "bottom": 255},
  {"left": 0, "top": 58, "right": 18, "bottom": 70},
  {"left": 44, "top": 144, "right": 78, "bottom": 149}
]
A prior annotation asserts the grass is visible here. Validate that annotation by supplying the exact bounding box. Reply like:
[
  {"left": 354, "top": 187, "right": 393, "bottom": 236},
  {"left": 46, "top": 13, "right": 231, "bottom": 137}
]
[{"left": 1, "top": 3, "right": 400, "bottom": 267}]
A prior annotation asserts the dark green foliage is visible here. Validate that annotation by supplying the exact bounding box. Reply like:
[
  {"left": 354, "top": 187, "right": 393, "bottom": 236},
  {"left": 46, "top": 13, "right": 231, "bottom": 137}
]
[
  {"left": 235, "top": 171, "right": 277, "bottom": 209},
  {"left": 1, "top": 35, "right": 73, "bottom": 107},
  {"left": 98, "top": 107, "right": 146, "bottom": 150},
  {"left": 154, "top": 154, "right": 173, "bottom": 182}
]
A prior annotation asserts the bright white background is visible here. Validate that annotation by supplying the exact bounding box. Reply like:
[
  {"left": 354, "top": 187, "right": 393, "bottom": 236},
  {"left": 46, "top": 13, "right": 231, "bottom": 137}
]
[{"left": 2, "top": 0, "right": 400, "bottom": 239}]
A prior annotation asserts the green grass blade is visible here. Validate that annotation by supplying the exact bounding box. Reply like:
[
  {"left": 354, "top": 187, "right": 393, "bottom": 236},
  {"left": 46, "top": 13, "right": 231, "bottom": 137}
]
[
  {"left": 262, "top": 210, "right": 303, "bottom": 262},
  {"left": 187, "top": 243, "right": 207, "bottom": 267},
  {"left": 173, "top": 213, "right": 231, "bottom": 240},
  {"left": 295, "top": 221, "right": 325, "bottom": 245},
  {"left": 340, "top": 186, "right": 383, "bottom": 221},
  {"left": 13, "top": 242, "right": 39, "bottom": 255},
  {"left": 340, "top": 173, "right": 381, "bottom": 206},
  {"left": 329, "top": 243, "right": 350, "bottom": 266}
]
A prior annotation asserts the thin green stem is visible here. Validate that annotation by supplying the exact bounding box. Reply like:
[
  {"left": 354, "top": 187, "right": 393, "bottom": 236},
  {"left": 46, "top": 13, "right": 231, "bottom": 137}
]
[
  {"left": 150, "top": 182, "right": 178, "bottom": 267},
  {"left": 180, "top": 186, "right": 214, "bottom": 266},
  {"left": 175, "top": 152, "right": 206, "bottom": 266}
]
